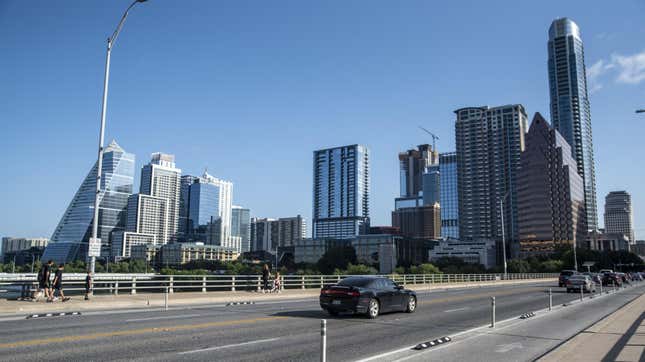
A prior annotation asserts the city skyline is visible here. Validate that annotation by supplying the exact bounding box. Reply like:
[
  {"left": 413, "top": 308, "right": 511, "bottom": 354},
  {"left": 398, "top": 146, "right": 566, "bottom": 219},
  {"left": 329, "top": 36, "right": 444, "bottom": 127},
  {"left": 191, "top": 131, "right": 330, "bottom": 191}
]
[{"left": 2, "top": 1, "right": 645, "bottom": 240}]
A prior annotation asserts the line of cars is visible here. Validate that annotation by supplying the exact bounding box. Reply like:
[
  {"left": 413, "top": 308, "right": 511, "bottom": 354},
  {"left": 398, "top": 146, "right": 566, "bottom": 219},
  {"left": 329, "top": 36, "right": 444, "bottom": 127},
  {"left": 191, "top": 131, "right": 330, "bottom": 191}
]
[{"left": 558, "top": 269, "right": 644, "bottom": 293}]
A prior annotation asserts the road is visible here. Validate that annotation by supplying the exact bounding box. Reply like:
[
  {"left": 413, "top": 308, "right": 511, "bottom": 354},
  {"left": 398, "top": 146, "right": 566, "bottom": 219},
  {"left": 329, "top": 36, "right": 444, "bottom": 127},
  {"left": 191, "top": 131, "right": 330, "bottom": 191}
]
[{"left": 0, "top": 281, "right": 636, "bottom": 361}]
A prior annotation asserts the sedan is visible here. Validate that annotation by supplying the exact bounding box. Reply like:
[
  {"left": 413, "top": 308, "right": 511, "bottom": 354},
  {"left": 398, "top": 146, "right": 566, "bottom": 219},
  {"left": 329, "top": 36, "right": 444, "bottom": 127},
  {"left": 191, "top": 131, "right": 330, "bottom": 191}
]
[
  {"left": 320, "top": 276, "right": 417, "bottom": 319},
  {"left": 566, "top": 275, "right": 595, "bottom": 293}
]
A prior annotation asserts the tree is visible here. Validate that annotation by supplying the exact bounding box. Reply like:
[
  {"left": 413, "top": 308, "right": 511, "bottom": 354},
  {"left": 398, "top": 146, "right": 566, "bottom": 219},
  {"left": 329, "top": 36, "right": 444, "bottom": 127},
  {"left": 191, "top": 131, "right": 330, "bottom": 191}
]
[
  {"left": 345, "top": 263, "right": 377, "bottom": 275},
  {"left": 409, "top": 263, "right": 442, "bottom": 274},
  {"left": 317, "top": 246, "right": 357, "bottom": 274},
  {"left": 507, "top": 259, "right": 530, "bottom": 273}
]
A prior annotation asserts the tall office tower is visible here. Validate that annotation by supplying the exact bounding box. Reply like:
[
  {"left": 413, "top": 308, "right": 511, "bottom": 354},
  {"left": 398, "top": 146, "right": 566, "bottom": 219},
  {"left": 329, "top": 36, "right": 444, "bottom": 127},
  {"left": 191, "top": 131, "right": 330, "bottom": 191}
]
[
  {"left": 112, "top": 193, "right": 168, "bottom": 258},
  {"left": 313, "top": 145, "right": 370, "bottom": 238},
  {"left": 422, "top": 166, "right": 440, "bottom": 206},
  {"left": 439, "top": 152, "right": 459, "bottom": 239},
  {"left": 250, "top": 216, "right": 307, "bottom": 252},
  {"left": 140, "top": 153, "right": 182, "bottom": 242},
  {"left": 277, "top": 215, "right": 307, "bottom": 247},
  {"left": 604, "top": 191, "right": 635, "bottom": 242},
  {"left": 455, "top": 105, "right": 528, "bottom": 262},
  {"left": 231, "top": 206, "right": 251, "bottom": 253},
  {"left": 44, "top": 140, "right": 134, "bottom": 263},
  {"left": 187, "top": 172, "right": 234, "bottom": 248},
  {"left": 178, "top": 175, "right": 199, "bottom": 241},
  {"left": 517, "top": 113, "right": 586, "bottom": 256},
  {"left": 548, "top": 18, "right": 598, "bottom": 232},
  {"left": 396, "top": 144, "right": 438, "bottom": 208},
  {"left": 250, "top": 217, "right": 278, "bottom": 251},
  {"left": 391, "top": 203, "right": 441, "bottom": 239}
]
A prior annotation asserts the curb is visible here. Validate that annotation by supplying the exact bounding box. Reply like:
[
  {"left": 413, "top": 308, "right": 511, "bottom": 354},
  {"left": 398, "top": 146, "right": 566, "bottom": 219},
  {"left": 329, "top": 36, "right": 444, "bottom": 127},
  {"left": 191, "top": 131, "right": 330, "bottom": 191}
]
[{"left": 225, "top": 301, "right": 256, "bottom": 306}]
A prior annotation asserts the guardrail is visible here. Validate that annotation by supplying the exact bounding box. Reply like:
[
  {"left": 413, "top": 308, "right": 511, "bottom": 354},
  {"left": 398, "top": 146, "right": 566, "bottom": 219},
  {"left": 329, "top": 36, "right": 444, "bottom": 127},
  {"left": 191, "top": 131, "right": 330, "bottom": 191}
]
[{"left": 0, "top": 273, "right": 557, "bottom": 298}]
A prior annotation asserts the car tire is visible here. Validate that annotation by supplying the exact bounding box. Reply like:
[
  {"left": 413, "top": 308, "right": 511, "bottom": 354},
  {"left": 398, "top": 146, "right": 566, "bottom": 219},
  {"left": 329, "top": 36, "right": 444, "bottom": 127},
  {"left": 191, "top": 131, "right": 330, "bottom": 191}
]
[
  {"left": 367, "top": 298, "right": 380, "bottom": 319},
  {"left": 405, "top": 296, "right": 417, "bottom": 313}
]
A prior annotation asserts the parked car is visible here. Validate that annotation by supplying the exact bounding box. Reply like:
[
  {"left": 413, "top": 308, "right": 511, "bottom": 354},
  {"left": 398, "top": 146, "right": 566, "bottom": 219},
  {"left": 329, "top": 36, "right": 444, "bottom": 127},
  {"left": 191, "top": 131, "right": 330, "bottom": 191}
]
[
  {"left": 566, "top": 275, "right": 596, "bottom": 293},
  {"left": 602, "top": 273, "right": 623, "bottom": 287},
  {"left": 559, "top": 270, "right": 578, "bottom": 287},
  {"left": 320, "top": 276, "right": 417, "bottom": 319},
  {"left": 630, "top": 272, "right": 644, "bottom": 281},
  {"left": 599, "top": 269, "right": 614, "bottom": 274}
]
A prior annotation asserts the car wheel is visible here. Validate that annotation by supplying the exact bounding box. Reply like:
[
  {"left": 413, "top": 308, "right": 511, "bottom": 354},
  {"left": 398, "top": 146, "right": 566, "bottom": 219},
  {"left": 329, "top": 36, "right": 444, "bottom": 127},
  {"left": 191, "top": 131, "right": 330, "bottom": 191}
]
[
  {"left": 367, "top": 298, "right": 380, "bottom": 319},
  {"left": 405, "top": 296, "right": 417, "bottom": 313}
]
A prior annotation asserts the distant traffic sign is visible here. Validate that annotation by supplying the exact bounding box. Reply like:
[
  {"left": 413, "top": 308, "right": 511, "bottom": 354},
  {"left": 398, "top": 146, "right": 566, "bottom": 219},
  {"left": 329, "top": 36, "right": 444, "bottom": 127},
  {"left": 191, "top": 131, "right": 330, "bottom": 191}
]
[{"left": 88, "top": 237, "right": 101, "bottom": 257}]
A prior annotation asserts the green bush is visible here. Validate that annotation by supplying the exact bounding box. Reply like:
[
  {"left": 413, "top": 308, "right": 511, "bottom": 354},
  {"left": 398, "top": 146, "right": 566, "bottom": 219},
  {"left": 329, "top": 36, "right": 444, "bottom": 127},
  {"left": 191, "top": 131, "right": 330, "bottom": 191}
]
[{"left": 409, "top": 263, "right": 442, "bottom": 274}]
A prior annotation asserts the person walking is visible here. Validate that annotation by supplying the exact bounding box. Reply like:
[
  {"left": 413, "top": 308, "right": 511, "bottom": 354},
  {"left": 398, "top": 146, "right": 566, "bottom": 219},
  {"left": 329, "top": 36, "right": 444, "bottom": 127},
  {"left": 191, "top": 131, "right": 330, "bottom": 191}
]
[
  {"left": 44, "top": 260, "right": 54, "bottom": 302},
  {"left": 52, "top": 264, "right": 70, "bottom": 302},
  {"left": 84, "top": 271, "right": 93, "bottom": 300},
  {"left": 262, "top": 264, "right": 270, "bottom": 293}
]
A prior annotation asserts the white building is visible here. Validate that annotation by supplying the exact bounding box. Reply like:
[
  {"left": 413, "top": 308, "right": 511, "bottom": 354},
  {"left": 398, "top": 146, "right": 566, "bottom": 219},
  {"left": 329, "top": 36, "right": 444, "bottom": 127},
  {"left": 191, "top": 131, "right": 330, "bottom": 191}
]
[
  {"left": 140, "top": 153, "right": 182, "bottom": 242},
  {"left": 430, "top": 239, "right": 496, "bottom": 269}
]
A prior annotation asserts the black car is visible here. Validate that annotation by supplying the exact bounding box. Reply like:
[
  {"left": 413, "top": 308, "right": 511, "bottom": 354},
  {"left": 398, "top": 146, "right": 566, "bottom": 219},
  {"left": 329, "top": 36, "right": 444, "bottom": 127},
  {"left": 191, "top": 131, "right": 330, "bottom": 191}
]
[{"left": 319, "top": 276, "right": 417, "bottom": 319}]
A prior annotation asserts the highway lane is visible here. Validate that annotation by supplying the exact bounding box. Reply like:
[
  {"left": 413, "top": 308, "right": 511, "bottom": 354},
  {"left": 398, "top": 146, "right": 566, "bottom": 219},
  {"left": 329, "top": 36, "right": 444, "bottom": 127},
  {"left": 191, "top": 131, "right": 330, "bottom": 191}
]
[{"left": 0, "top": 281, "right": 605, "bottom": 361}]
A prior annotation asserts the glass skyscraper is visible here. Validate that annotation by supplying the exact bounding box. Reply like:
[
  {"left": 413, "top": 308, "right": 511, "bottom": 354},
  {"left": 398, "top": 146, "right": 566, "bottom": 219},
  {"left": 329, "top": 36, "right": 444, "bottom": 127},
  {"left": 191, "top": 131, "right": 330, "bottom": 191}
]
[
  {"left": 44, "top": 140, "right": 134, "bottom": 263},
  {"left": 231, "top": 206, "right": 251, "bottom": 253},
  {"left": 548, "top": 18, "right": 598, "bottom": 232},
  {"left": 439, "top": 152, "right": 459, "bottom": 239},
  {"left": 187, "top": 172, "right": 234, "bottom": 249},
  {"left": 313, "top": 145, "right": 370, "bottom": 239}
]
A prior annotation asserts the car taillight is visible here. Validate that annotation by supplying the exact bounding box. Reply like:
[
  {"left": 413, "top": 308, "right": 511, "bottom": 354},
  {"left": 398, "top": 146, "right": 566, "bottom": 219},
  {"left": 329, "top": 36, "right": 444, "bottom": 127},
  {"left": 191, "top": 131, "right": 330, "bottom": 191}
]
[{"left": 347, "top": 291, "right": 360, "bottom": 297}]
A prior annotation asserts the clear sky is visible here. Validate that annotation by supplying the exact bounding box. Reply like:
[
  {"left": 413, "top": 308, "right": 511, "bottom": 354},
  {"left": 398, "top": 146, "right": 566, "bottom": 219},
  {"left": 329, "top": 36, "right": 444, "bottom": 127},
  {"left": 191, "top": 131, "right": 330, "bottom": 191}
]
[{"left": 1, "top": 0, "right": 644, "bottom": 241}]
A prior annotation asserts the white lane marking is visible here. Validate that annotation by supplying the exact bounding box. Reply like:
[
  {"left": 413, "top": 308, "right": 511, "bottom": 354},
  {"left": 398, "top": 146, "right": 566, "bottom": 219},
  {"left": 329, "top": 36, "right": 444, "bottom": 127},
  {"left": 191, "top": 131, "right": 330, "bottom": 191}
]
[
  {"left": 126, "top": 313, "right": 201, "bottom": 322},
  {"left": 178, "top": 337, "right": 280, "bottom": 355},
  {"left": 444, "top": 307, "right": 470, "bottom": 313}
]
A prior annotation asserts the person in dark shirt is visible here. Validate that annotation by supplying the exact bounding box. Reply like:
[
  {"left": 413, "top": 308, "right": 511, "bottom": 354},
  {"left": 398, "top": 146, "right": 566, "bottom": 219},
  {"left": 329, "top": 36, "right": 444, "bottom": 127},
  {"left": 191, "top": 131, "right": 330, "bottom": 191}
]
[
  {"left": 84, "top": 271, "right": 92, "bottom": 300},
  {"left": 52, "top": 264, "right": 70, "bottom": 302},
  {"left": 43, "top": 260, "right": 54, "bottom": 302},
  {"left": 262, "top": 264, "right": 270, "bottom": 293}
]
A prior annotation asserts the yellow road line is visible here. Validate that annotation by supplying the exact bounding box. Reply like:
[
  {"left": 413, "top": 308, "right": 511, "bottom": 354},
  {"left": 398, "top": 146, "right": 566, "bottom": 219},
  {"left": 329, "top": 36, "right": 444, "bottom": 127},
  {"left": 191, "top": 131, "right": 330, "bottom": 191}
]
[{"left": 0, "top": 316, "right": 285, "bottom": 349}]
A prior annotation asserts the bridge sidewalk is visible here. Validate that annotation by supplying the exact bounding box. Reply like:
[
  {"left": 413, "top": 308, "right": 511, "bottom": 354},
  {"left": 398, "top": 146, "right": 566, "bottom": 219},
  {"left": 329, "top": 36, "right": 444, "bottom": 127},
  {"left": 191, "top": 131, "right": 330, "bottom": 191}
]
[
  {"left": 0, "top": 278, "right": 554, "bottom": 318},
  {"left": 538, "top": 289, "right": 645, "bottom": 362}
]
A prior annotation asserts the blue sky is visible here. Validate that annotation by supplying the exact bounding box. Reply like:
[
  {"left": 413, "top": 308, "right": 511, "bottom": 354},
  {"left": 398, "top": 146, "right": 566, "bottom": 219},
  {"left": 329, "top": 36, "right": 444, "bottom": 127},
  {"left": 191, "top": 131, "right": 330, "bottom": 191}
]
[{"left": 1, "top": 0, "right": 644, "bottom": 241}]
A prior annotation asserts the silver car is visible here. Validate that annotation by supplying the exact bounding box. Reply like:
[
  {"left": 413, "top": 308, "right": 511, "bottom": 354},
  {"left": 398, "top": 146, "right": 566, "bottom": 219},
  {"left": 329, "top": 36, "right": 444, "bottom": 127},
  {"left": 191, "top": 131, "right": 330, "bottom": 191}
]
[{"left": 566, "top": 275, "right": 596, "bottom": 293}]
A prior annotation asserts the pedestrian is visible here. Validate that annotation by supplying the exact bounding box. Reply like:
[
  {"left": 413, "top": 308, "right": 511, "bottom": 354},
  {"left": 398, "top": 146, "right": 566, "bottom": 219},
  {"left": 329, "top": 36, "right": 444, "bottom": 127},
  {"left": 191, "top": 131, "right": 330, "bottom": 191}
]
[
  {"left": 84, "top": 271, "right": 92, "bottom": 300},
  {"left": 262, "top": 264, "right": 270, "bottom": 293},
  {"left": 44, "top": 260, "right": 54, "bottom": 302},
  {"left": 272, "top": 271, "right": 281, "bottom": 293},
  {"left": 52, "top": 264, "right": 70, "bottom": 302},
  {"left": 35, "top": 264, "right": 47, "bottom": 302}
]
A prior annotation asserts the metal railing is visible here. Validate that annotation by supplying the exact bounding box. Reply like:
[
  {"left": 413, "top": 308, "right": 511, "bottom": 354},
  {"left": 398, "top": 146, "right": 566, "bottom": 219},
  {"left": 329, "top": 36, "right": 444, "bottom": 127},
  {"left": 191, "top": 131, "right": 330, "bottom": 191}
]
[{"left": 0, "top": 273, "right": 557, "bottom": 298}]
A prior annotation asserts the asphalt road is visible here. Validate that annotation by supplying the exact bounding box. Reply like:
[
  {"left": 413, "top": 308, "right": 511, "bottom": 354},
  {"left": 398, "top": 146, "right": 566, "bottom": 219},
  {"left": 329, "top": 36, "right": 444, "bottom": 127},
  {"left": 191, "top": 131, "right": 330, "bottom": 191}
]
[{"left": 0, "top": 281, "right": 625, "bottom": 361}]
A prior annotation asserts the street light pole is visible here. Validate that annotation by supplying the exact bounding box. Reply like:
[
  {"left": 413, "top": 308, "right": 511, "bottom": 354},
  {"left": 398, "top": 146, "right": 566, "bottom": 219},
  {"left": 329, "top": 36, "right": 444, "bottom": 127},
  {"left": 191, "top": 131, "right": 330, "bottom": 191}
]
[
  {"left": 90, "top": 0, "right": 147, "bottom": 276},
  {"left": 499, "top": 191, "right": 510, "bottom": 279},
  {"left": 636, "top": 109, "right": 645, "bottom": 114}
]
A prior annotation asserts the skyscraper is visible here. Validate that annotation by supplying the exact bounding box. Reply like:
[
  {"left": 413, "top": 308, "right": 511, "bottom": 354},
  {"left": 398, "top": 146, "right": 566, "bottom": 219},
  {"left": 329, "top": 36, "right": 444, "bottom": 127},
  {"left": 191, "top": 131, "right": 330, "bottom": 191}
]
[
  {"left": 439, "top": 152, "right": 459, "bottom": 239},
  {"left": 250, "top": 216, "right": 307, "bottom": 252},
  {"left": 140, "top": 153, "right": 182, "bottom": 242},
  {"left": 231, "top": 206, "right": 251, "bottom": 253},
  {"left": 455, "top": 105, "right": 528, "bottom": 262},
  {"left": 604, "top": 191, "right": 634, "bottom": 243},
  {"left": 44, "top": 140, "right": 134, "bottom": 263},
  {"left": 397, "top": 144, "right": 438, "bottom": 207},
  {"left": 188, "top": 172, "right": 234, "bottom": 248},
  {"left": 517, "top": 113, "right": 586, "bottom": 256},
  {"left": 548, "top": 18, "right": 598, "bottom": 232},
  {"left": 112, "top": 193, "right": 168, "bottom": 258},
  {"left": 313, "top": 145, "right": 370, "bottom": 239},
  {"left": 178, "top": 175, "right": 199, "bottom": 241}
]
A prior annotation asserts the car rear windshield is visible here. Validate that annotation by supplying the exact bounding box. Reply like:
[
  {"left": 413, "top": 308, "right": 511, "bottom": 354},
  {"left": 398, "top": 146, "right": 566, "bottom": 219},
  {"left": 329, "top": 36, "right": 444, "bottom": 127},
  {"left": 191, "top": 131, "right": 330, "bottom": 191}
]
[
  {"left": 560, "top": 271, "right": 575, "bottom": 276},
  {"left": 337, "top": 278, "right": 373, "bottom": 287}
]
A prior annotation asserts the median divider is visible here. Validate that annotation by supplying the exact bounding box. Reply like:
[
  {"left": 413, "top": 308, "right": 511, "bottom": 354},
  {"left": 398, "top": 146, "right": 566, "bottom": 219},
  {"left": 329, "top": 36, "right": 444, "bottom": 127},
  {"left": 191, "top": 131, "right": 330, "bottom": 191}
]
[{"left": 26, "top": 311, "right": 81, "bottom": 319}]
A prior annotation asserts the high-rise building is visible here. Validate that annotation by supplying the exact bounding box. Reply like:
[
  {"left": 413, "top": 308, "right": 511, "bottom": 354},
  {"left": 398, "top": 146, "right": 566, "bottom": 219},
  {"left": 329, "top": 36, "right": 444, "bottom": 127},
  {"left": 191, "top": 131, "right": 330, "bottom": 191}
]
[
  {"left": 1, "top": 237, "right": 48, "bottom": 259},
  {"left": 250, "top": 216, "right": 307, "bottom": 252},
  {"left": 397, "top": 144, "right": 438, "bottom": 208},
  {"left": 517, "top": 113, "right": 586, "bottom": 256},
  {"left": 112, "top": 193, "right": 168, "bottom": 258},
  {"left": 439, "top": 152, "right": 459, "bottom": 239},
  {"left": 548, "top": 18, "right": 598, "bottom": 232},
  {"left": 391, "top": 203, "right": 441, "bottom": 240},
  {"left": 140, "top": 153, "right": 182, "bottom": 242},
  {"left": 231, "top": 206, "right": 251, "bottom": 253},
  {"left": 422, "top": 166, "right": 440, "bottom": 206},
  {"left": 43, "top": 140, "right": 134, "bottom": 263},
  {"left": 178, "top": 175, "right": 199, "bottom": 241},
  {"left": 604, "top": 191, "right": 634, "bottom": 242},
  {"left": 312, "top": 145, "right": 370, "bottom": 238},
  {"left": 187, "top": 172, "right": 234, "bottom": 248},
  {"left": 455, "top": 105, "right": 528, "bottom": 262}
]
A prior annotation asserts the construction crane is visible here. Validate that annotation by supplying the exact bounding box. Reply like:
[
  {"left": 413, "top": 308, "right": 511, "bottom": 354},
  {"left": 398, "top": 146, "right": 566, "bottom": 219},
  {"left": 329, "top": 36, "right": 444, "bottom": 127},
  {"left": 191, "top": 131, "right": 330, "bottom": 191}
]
[{"left": 418, "top": 126, "right": 439, "bottom": 151}]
